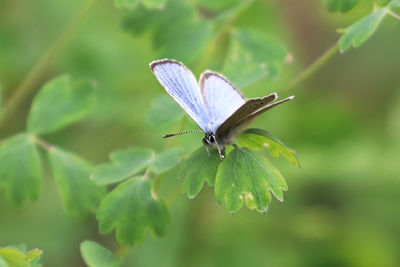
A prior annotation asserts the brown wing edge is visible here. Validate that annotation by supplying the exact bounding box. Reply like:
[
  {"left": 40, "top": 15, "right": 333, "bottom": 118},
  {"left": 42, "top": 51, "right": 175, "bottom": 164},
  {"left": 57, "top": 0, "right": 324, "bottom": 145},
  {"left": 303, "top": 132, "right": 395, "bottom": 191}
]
[
  {"left": 149, "top": 58, "right": 188, "bottom": 72},
  {"left": 199, "top": 70, "right": 246, "bottom": 101},
  {"left": 216, "top": 95, "right": 294, "bottom": 143},
  {"left": 216, "top": 93, "right": 278, "bottom": 135},
  {"left": 249, "top": 96, "right": 295, "bottom": 119}
]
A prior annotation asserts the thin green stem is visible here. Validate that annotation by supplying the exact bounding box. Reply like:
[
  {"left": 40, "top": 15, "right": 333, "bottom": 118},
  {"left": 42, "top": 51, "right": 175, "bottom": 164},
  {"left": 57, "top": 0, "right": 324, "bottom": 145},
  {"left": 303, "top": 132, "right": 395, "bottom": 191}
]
[
  {"left": 0, "top": 0, "right": 96, "bottom": 130},
  {"left": 30, "top": 134, "right": 52, "bottom": 151},
  {"left": 387, "top": 9, "right": 400, "bottom": 20},
  {"left": 142, "top": 167, "right": 151, "bottom": 180},
  {"left": 282, "top": 42, "right": 339, "bottom": 91}
]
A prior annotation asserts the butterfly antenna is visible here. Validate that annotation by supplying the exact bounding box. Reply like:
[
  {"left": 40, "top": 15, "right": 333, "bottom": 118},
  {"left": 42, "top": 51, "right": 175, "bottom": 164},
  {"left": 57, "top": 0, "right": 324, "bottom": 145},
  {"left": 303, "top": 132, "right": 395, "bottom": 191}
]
[{"left": 163, "top": 130, "right": 204, "bottom": 138}]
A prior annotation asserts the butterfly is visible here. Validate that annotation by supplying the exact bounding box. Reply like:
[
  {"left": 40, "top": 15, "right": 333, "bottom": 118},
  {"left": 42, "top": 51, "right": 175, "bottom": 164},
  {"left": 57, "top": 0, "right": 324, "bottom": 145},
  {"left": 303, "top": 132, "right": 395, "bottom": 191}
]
[{"left": 150, "top": 58, "right": 294, "bottom": 159}]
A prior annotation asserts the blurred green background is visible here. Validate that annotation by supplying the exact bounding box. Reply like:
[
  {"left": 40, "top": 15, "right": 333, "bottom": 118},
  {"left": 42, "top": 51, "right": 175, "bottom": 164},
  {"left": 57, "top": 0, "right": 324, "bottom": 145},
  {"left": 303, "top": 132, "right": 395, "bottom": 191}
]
[{"left": 1, "top": 0, "right": 400, "bottom": 266}]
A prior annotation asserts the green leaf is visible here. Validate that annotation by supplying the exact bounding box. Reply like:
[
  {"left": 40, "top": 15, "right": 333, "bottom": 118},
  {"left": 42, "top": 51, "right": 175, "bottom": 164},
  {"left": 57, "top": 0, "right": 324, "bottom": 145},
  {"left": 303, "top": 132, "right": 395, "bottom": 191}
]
[
  {"left": 27, "top": 75, "right": 95, "bottom": 135},
  {"left": 114, "top": 0, "right": 166, "bottom": 9},
  {"left": 48, "top": 147, "right": 106, "bottom": 221},
  {"left": 80, "top": 241, "right": 118, "bottom": 267},
  {"left": 376, "top": 0, "right": 391, "bottom": 7},
  {"left": 195, "top": 0, "right": 240, "bottom": 11},
  {"left": 153, "top": 19, "right": 212, "bottom": 63},
  {"left": 114, "top": 0, "right": 139, "bottom": 9},
  {"left": 223, "top": 29, "right": 288, "bottom": 88},
  {"left": 0, "top": 257, "right": 7, "bottom": 267},
  {"left": 122, "top": 0, "right": 194, "bottom": 36},
  {"left": 24, "top": 249, "right": 42, "bottom": 263},
  {"left": 150, "top": 147, "right": 183, "bottom": 174},
  {"left": 338, "top": 8, "right": 388, "bottom": 52},
  {"left": 91, "top": 147, "right": 155, "bottom": 185},
  {"left": 0, "top": 247, "right": 42, "bottom": 267},
  {"left": 322, "top": 0, "right": 359, "bottom": 13},
  {"left": 180, "top": 146, "right": 221, "bottom": 199},
  {"left": 0, "top": 134, "right": 42, "bottom": 205},
  {"left": 146, "top": 94, "right": 184, "bottom": 129},
  {"left": 141, "top": 0, "right": 166, "bottom": 8},
  {"left": 215, "top": 148, "right": 287, "bottom": 213},
  {"left": 237, "top": 128, "right": 300, "bottom": 167},
  {"left": 389, "top": 0, "right": 400, "bottom": 7},
  {"left": 0, "top": 248, "right": 28, "bottom": 267},
  {"left": 97, "top": 177, "right": 170, "bottom": 245},
  {"left": 123, "top": 0, "right": 211, "bottom": 63}
]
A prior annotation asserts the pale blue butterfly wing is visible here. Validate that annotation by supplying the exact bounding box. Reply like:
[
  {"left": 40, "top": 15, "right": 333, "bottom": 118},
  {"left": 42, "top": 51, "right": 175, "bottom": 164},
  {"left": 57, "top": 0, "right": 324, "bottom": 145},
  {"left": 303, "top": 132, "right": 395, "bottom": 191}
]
[
  {"left": 150, "top": 59, "right": 209, "bottom": 131},
  {"left": 199, "top": 71, "right": 246, "bottom": 134},
  {"left": 150, "top": 58, "right": 294, "bottom": 152}
]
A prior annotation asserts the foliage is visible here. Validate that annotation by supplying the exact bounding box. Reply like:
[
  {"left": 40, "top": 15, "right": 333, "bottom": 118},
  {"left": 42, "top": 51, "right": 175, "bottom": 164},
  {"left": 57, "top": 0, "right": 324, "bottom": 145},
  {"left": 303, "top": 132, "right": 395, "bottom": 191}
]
[
  {"left": 27, "top": 75, "right": 95, "bottom": 135},
  {"left": 387, "top": 0, "right": 400, "bottom": 8},
  {"left": 91, "top": 147, "right": 155, "bottom": 185},
  {"left": 0, "top": 246, "right": 42, "bottom": 267},
  {"left": 0, "top": 75, "right": 104, "bottom": 223},
  {"left": 80, "top": 241, "right": 118, "bottom": 267},
  {"left": 338, "top": 8, "right": 388, "bottom": 52},
  {"left": 91, "top": 146, "right": 181, "bottom": 244},
  {"left": 337, "top": 0, "right": 400, "bottom": 52},
  {"left": 97, "top": 177, "right": 170, "bottom": 245},
  {"left": 124, "top": 0, "right": 288, "bottom": 88},
  {"left": 122, "top": 0, "right": 212, "bottom": 63},
  {"left": 114, "top": 0, "right": 166, "bottom": 9},
  {"left": 376, "top": 0, "right": 391, "bottom": 7},
  {"left": 322, "top": 0, "right": 360, "bottom": 13},
  {"left": 178, "top": 129, "right": 298, "bottom": 213},
  {"left": 1, "top": 0, "right": 400, "bottom": 265},
  {"left": 0, "top": 134, "right": 42, "bottom": 205},
  {"left": 146, "top": 94, "right": 184, "bottom": 129},
  {"left": 150, "top": 147, "right": 183, "bottom": 174},
  {"left": 179, "top": 146, "right": 221, "bottom": 199},
  {"left": 48, "top": 147, "right": 106, "bottom": 221},
  {"left": 237, "top": 128, "right": 300, "bottom": 167},
  {"left": 223, "top": 29, "right": 288, "bottom": 88},
  {"left": 91, "top": 146, "right": 183, "bottom": 185},
  {"left": 195, "top": 0, "right": 240, "bottom": 12},
  {"left": 215, "top": 147, "right": 287, "bottom": 213}
]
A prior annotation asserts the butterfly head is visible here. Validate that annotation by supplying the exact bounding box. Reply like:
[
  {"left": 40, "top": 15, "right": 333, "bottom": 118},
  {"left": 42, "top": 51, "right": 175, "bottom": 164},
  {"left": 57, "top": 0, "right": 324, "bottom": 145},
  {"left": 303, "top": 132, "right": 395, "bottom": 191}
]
[{"left": 202, "top": 133, "right": 216, "bottom": 146}]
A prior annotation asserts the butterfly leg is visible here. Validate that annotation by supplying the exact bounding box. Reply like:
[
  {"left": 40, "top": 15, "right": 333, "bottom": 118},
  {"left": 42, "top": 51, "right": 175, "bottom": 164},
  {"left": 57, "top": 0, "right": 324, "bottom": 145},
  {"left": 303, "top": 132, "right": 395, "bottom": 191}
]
[
  {"left": 217, "top": 145, "right": 225, "bottom": 160},
  {"left": 205, "top": 145, "right": 211, "bottom": 157}
]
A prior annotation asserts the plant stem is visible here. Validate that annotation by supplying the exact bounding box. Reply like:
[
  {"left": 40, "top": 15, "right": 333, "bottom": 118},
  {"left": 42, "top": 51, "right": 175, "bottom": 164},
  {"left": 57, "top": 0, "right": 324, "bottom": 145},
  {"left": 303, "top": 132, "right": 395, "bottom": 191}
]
[
  {"left": 0, "top": 0, "right": 96, "bottom": 130},
  {"left": 30, "top": 134, "right": 52, "bottom": 151},
  {"left": 282, "top": 42, "right": 339, "bottom": 91},
  {"left": 387, "top": 9, "right": 400, "bottom": 20}
]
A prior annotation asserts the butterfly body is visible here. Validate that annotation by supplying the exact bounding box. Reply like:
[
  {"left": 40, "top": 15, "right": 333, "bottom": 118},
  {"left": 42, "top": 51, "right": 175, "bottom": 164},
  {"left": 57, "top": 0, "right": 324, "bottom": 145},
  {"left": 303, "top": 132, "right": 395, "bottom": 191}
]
[{"left": 150, "top": 59, "right": 294, "bottom": 159}]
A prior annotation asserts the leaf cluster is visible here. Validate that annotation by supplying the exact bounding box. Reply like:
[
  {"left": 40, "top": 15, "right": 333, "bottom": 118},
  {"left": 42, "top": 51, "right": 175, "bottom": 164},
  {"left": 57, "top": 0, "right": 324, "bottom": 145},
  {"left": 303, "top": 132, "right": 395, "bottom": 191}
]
[
  {"left": 88, "top": 129, "right": 298, "bottom": 247},
  {"left": 122, "top": 0, "right": 288, "bottom": 88},
  {"left": 80, "top": 240, "right": 119, "bottom": 267},
  {"left": 91, "top": 146, "right": 182, "bottom": 245},
  {"left": 323, "top": 0, "right": 400, "bottom": 52},
  {"left": 180, "top": 129, "right": 299, "bottom": 214},
  {"left": 0, "top": 75, "right": 105, "bottom": 221},
  {"left": 0, "top": 245, "right": 42, "bottom": 267}
]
